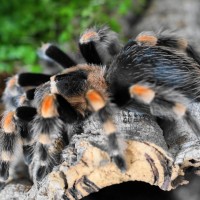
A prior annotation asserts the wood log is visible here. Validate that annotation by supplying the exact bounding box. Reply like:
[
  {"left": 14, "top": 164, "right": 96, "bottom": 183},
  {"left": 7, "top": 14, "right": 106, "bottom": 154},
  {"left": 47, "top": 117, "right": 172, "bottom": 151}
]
[
  {"left": 24, "top": 105, "right": 200, "bottom": 199},
  {"left": 0, "top": 179, "right": 32, "bottom": 199}
]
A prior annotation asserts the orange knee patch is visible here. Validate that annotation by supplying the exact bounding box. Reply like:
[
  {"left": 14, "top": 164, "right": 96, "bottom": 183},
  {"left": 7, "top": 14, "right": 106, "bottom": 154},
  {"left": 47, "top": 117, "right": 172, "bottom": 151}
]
[
  {"left": 86, "top": 90, "right": 105, "bottom": 111},
  {"left": 2, "top": 111, "right": 15, "bottom": 133},
  {"left": 173, "top": 103, "right": 186, "bottom": 118},
  {"left": 129, "top": 85, "right": 155, "bottom": 104},
  {"left": 40, "top": 94, "right": 58, "bottom": 118},
  {"left": 1, "top": 151, "right": 12, "bottom": 162},
  {"left": 39, "top": 134, "right": 51, "bottom": 145},
  {"left": 80, "top": 31, "right": 98, "bottom": 43},
  {"left": 103, "top": 120, "right": 116, "bottom": 135},
  {"left": 136, "top": 35, "right": 157, "bottom": 46},
  {"left": 178, "top": 38, "right": 188, "bottom": 50},
  {"left": 7, "top": 76, "right": 17, "bottom": 89}
]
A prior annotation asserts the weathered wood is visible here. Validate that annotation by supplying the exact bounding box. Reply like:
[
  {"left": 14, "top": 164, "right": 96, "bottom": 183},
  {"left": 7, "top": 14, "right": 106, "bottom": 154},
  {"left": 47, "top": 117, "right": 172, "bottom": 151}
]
[
  {"left": 0, "top": 179, "right": 32, "bottom": 200},
  {"left": 24, "top": 106, "right": 200, "bottom": 199}
]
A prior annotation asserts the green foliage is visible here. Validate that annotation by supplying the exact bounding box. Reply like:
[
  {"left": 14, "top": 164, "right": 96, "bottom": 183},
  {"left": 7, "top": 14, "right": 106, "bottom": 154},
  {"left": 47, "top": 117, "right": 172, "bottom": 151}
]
[{"left": 0, "top": 0, "right": 147, "bottom": 73}]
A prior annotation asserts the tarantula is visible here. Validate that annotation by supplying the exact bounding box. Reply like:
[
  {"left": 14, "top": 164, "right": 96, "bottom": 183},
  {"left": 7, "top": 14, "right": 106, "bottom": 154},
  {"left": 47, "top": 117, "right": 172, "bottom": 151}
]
[
  {"left": 1, "top": 26, "right": 200, "bottom": 186},
  {"left": 0, "top": 26, "right": 122, "bottom": 183}
]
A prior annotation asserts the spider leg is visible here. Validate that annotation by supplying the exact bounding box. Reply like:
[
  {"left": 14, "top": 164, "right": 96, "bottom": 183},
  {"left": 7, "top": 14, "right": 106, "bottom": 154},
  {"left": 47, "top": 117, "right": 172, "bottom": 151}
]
[
  {"left": 25, "top": 88, "right": 36, "bottom": 101},
  {"left": 157, "top": 32, "right": 200, "bottom": 65},
  {"left": 22, "top": 144, "right": 35, "bottom": 166},
  {"left": 129, "top": 83, "right": 200, "bottom": 136},
  {"left": 55, "top": 94, "right": 82, "bottom": 124},
  {"left": 15, "top": 106, "right": 37, "bottom": 165},
  {"left": 32, "top": 93, "right": 63, "bottom": 181},
  {"left": 3, "top": 73, "right": 47, "bottom": 110},
  {"left": 31, "top": 92, "right": 80, "bottom": 181},
  {"left": 136, "top": 31, "right": 200, "bottom": 65},
  {"left": 33, "top": 136, "right": 64, "bottom": 181},
  {"left": 79, "top": 26, "right": 122, "bottom": 65},
  {"left": 0, "top": 111, "right": 21, "bottom": 183},
  {"left": 185, "top": 44, "right": 200, "bottom": 65},
  {"left": 86, "top": 89, "right": 126, "bottom": 172},
  {"left": 2, "top": 75, "right": 24, "bottom": 110},
  {"left": 39, "top": 43, "right": 77, "bottom": 68},
  {"left": 136, "top": 30, "right": 188, "bottom": 49},
  {"left": 17, "top": 73, "right": 51, "bottom": 87}
]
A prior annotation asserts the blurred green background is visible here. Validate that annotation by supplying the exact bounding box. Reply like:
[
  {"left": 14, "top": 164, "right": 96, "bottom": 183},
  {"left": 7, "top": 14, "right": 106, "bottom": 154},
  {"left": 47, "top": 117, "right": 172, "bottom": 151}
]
[{"left": 0, "top": 0, "right": 147, "bottom": 73}]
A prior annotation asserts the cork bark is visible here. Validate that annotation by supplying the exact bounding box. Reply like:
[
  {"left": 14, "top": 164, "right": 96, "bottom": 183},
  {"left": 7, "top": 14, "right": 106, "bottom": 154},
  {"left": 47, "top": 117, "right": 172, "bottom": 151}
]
[
  {"left": 21, "top": 103, "right": 200, "bottom": 200},
  {"left": 1, "top": 0, "right": 200, "bottom": 199}
]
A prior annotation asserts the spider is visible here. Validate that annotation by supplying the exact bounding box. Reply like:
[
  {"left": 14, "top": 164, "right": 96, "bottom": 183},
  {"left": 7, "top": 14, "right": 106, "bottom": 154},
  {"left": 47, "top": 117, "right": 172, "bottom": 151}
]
[
  {"left": 0, "top": 26, "right": 122, "bottom": 183},
  {"left": 135, "top": 30, "right": 200, "bottom": 65},
  {"left": 47, "top": 29, "right": 200, "bottom": 171},
  {"left": 1, "top": 27, "right": 200, "bottom": 186}
]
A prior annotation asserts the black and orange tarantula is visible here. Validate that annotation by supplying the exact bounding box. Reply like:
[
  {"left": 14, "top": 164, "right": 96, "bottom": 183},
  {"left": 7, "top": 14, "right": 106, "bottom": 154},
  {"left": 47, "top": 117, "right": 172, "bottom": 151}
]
[
  {"left": 1, "top": 26, "right": 200, "bottom": 185},
  {"left": 0, "top": 26, "right": 122, "bottom": 183}
]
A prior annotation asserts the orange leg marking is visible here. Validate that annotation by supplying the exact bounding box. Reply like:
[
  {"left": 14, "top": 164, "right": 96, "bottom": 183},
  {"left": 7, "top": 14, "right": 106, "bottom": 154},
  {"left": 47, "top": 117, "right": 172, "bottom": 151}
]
[
  {"left": 129, "top": 84, "right": 155, "bottom": 104},
  {"left": 40, "top": 94, "right": 58, "bottom": 118},
  {"left": 2, "top": 111, "right": 15, "bottom": 133},
  {"left": 103, "top": 120, "right": 117, "bottom": 135},
  {"left": 80, "top": 31, "right": 98, "bottom": 43},
  {"left": 86, "top": 90, "right": 105, "bottom": 111},
  {"left": 136, "top": 35, "right": 157, "bottom": 46},
  {"left": 173, "top": 103, "right": 186, "bottom": 118},
  {"left": 7, "top": 76, "right": 17, "bottom": 89}
]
